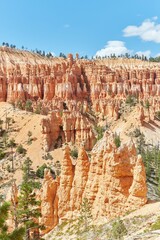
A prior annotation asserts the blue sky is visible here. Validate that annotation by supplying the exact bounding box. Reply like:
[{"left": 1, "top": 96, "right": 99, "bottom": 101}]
[{"left": 0, "top": 0, "right": 160, "bottom": 57}]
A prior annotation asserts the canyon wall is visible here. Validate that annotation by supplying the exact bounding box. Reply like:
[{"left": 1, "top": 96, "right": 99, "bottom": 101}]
[
  {"left": 1, "top": 48, "right": 160, "bottom": 149},
  {"left": 0, "top": 48, "right": 160, "bottom": 112}
]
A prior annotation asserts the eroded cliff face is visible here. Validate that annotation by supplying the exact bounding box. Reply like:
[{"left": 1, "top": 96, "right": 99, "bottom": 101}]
[
  {"left": 1, "top": 47, "right": 160, "bottom": 149},
  {"left": 1, "top": 48, "right": 160, "bottom": 111},
  {"left": 40, "top": 111, "right": 95, "bottom": 151},
  {"left": 38, "top": 135, "right": 147, "bottom": 233}
]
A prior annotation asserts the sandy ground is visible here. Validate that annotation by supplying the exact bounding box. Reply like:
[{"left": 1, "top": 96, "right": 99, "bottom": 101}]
[
  {"left": 0, "top": 102, "right": 63, "bottom": 184},
  {"left": 111, "top": 106, "right": 160, "bottom": 146}
]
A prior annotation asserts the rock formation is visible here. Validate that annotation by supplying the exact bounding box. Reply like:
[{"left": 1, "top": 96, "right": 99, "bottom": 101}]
[
  {"left": 0, "top": 47, "right": 160, "bottom": 118},
  {"left": 40, "top": 169, "right": 59, "bottom": 234},
  {"left": 58, "top": 146, "right": 74, "bottom": 218},
  {"left": 38, "top": 134, "right": 147, "bottom": 232},
  {"left": 40, "top": 111, "right": 95, "bottom": 151},
  {"left": 84, "top": 135, "right": 147, "bottom": 218},
  {"left": 70, "top": 146, "right": 90, "bottom": 211}
]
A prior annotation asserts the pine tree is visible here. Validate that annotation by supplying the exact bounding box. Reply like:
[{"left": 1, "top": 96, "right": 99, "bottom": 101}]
[
  {"left": 8, "top": 138, "right": 16, "bottom": 171},
  {"left": 0, "top": 119, "right": 3, "bottom": 135},
  {"left": 0, "top": 202, "right": 25, "bottom": 240},
  {"left": 5, "top": 117, "right": 12, "bottom": 132},
  {"left": 17, "top": 158, "right": 43, "bottom": 240},
  {"left": 77, "top": 198, "right": 92, "bottom": 234},
  {"left": 27, "top": 131, "right": 32, "bottom": 144}
]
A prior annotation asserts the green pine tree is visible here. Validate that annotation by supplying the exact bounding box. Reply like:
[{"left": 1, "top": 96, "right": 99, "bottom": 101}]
[
  {"left": 0, "top": 201, "right": 25, "bottom": 240},
  {"left": 17, "top": 157, "right": 43, "bottom": 240},
  {"left": 7, "top": 139, "right": 16, "bottom": 171},
  {"left": 77, "top": 198, "right": 92, "bottom": 234}
]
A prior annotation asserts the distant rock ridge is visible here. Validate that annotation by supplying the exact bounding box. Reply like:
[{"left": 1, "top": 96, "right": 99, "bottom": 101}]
[
  {"left": 0, "top": 49, "right": 160, "bottom": 106},
  {"left": 1, "top": 49, "right": 160, "bottom": 148}
]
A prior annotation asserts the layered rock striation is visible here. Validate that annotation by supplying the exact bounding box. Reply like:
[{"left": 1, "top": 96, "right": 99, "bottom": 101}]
[
  {"left": 0, "top": 48, "right": 160, "bottom": 114},
  {"left": 40, "top": 111, "right": 95, "bottom": 151}
]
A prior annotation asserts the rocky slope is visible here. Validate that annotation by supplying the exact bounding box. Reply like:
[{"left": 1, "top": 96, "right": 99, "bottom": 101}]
[{"left": 44, "top": 201, "right": 160, "bottom": 240}]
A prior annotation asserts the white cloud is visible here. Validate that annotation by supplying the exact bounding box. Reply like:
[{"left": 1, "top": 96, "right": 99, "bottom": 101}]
[
  {"left": 123, "top": 17, "right": 160, "bottom": 43},
  {"left": 95, "top": 41, "right": 132, "bottom": 57},
  {"left": 155, "top": 52, "right": 160, "bottom": 57},
  {"left": 152, "top": 16, "right": 158, "bottom": 21},
  {"left": 136, "top": 50, "right": 151, "bottom": 58}
]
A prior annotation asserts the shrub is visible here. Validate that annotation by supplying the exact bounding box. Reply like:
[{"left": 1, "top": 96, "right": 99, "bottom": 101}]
[
  {"left": 43, "top": 152, "right": 53, "bottom": 160},
  {"left": 35, "top": 103, "right": 42, "bottom": 114},
  {"left": 27, "top": 131, "right": 33, "bottom": 145},
  {"left": 0, "top": 150, "right": 5, "bottom": 160},
  {"left": 17, "top": 100, "right": 23, "bottom": 110},
  {"left": 25, "top": 99, "right": 33, "bottom": 112},
  {"left": 36, "top": 164, "right": 56, "bottom": 179},
  {"left": 145, "top": 100, "right": 150, "bottom": 110},
  {"left": 95, "top": 125, "right": 105, "bottom": 140},
  {"left": 16, "top": 144, "right": 26, "bottom": 155},
  {"left": 151, "top": 216, "right": 160, "bottom": 230},
  {"left": 71, "top": 148, "right": 78, "bottom": 158},
  {"left": 7, "top": 164, "right": 11, "bottom": 172},
  {"left": 111, "top": 218, "right": 128, "bottom": 239},
  {"left": 114, "top": 133, "right": 121, "bottom": 148},
  {"left": 125, "top": 95, "right": 136, "bottom": 106},
  {"left": 77, "top": 198, "right": 92, "bottom": 234},
  {"left": 132, "top": 128, "right": 141, "bottom": 138}
]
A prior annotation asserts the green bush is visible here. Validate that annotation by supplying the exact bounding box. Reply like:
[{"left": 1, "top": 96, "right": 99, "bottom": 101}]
[
  {"left": 43, "top": 152, "right": 53, "bottom": 160},
  {"left": 145, "top": 100, "right": 150, "bottom": 110},
  {"left": 114, "top": 134, "right": 121, "bottom": 148},
  {"left": 125, "top": 95, "right": 136, "bottom": 106},
  {"left": 71, "top": 148, "right": 78, "bottom": 158},
  {"left": 111, "top": 218, "right": 128, "bottom": 239},
  {"left": 132, "top": 128, "right": 141, "bottom": 138},
  {"left": 25, "top": 99, "right": 33, "bottom": 112},
  {"left": 151, "top": 216, "right": 160, "bottom": 230},
  {"left": 16, "top": 144, "right": 26, "bottom": 155},
  {"left": 0, "top": 150, "right": 5, "bottom": 160},
  {"left": 7, "top": 164, "right": 11, "bottom": 172},
  {"left": 36, "top": 164, "right": 56, "bottom": 178},
  {"left": 35, "top": 103, "right": 42, "bottom": 114},
  {"left": 16, "top": 100, "right": 23, "bottom": 110},
  {"left": 95, "top": 125, "right": 105, "bottom": 140}
]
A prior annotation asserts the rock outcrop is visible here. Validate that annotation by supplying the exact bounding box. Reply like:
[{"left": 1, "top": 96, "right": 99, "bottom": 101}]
[
  {"left": 40, "top": 111, "right": 95, "bottom": 151},
  {"left": 58, "top": 146, "right": 74, "bottom": 218},
  {"left": 39, "top": 134, "right": 147, "bottom": 232},
  {"left": 40, "top": 169, "right": 59, "bottom": 234},
  {"left": 70, "top": 146, "right": 90, "bottom": 211},
  {"left": 84, "top": 135, "right": 147, "bottom": 218}
]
